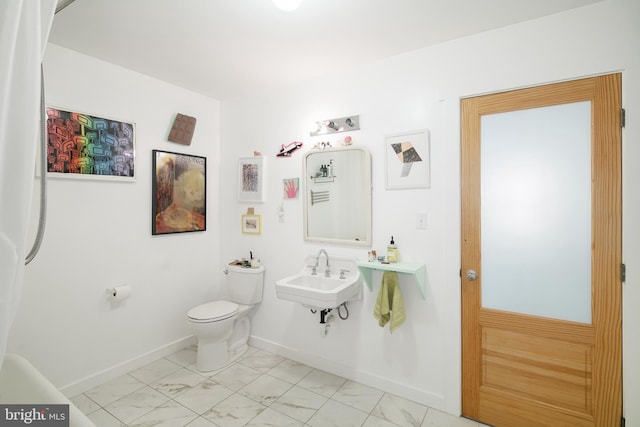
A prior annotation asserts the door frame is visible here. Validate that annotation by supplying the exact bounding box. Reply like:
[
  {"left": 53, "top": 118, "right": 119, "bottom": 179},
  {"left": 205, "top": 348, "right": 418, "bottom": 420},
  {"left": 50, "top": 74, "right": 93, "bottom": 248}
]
[{"left": 460, "top": 74, "right": 622, "bottom": 426}]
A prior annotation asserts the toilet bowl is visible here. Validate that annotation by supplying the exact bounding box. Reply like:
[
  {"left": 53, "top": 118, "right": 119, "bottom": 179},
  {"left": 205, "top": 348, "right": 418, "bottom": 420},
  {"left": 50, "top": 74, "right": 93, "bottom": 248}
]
[
  {"left": 187, "top": 264, "right": 264, "bottom": 372},
  {"left": 188, "top": 300, "right": 239, "bottom": 372}
]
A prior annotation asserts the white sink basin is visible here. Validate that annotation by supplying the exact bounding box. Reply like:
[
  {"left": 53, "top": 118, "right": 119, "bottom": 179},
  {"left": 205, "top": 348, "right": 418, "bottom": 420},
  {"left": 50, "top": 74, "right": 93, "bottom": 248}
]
[{"left": 275, "top": 254, "right": 362, "bottom": 309}]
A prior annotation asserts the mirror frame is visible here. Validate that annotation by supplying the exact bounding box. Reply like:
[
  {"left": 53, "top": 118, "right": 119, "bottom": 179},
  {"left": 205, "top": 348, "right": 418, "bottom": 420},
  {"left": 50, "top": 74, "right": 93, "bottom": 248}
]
[{"left": 302, "top": 146, "right": 372, "bottom": 246}]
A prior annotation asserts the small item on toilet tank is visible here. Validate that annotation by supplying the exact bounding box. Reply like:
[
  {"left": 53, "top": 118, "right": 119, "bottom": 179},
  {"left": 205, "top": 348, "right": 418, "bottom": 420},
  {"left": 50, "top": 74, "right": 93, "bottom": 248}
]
[{"left": 251, "top": 258, "right": 261, "bottom": 268}]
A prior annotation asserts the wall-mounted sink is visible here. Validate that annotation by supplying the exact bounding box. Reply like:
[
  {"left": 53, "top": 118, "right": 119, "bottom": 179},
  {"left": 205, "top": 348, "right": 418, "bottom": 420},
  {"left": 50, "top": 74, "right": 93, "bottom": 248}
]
[{"left": 275, "top": 253, "right": 362, "bottom": 310}]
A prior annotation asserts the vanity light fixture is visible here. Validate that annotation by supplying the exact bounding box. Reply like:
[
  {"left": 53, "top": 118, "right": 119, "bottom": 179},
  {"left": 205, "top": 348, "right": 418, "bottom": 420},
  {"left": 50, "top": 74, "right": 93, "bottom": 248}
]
[
  {"left": 310, "top": 115, "right": 360, "bottom": 136},
  {"left": 272, "top": 0, "right": 303, "bottom": 12}
]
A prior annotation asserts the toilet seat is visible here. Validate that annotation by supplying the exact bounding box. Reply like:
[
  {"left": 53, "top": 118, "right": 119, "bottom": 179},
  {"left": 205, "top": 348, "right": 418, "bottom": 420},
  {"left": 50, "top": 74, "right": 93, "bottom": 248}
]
[{"left": 188, "top": 300, "right": 239, "bottom": 323}]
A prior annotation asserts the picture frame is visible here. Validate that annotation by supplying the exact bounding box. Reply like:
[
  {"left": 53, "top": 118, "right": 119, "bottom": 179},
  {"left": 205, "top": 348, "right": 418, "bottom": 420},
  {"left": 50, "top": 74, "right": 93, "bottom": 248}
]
[
  {"left": 152, "top": 149, "right": 206, "bottom": 235},
  {"left": 283, "top": 178, "right": 300, "bottom": 199},
  {"left": 45, "top": 106, "right": 135, "bottom": 181},
  {"left": 238, "top": 157, "right": 265, "bottom": 202},
  {"left": 384, "top": 129, "right": 430, "bottom": 189},
  {"left": 241, "top": 214, "right": 262, "bottom": 235}
]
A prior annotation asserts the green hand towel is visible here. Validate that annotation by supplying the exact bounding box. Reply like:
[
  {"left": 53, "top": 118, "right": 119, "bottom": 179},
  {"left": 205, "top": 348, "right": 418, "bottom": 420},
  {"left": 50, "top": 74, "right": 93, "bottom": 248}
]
[{"left": 373, "top": 271, "right": 406, "bottom": 332}]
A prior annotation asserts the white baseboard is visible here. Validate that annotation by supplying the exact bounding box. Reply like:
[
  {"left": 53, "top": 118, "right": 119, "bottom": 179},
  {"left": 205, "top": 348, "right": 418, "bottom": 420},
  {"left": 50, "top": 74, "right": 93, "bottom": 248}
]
[
  {"left": 248, "top": 336, "right": 446, "bottom": 411},
  {"left": 62, "top": 334, "right": 446, "bottom": 412},
  {"left": 60, "top": 336, "right": 196, "bottom": 398}
]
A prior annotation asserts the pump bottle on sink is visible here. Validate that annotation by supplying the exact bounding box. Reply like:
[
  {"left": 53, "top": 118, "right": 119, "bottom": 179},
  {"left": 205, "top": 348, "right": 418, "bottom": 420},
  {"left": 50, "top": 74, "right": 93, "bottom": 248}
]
[{"left": 387, "top": 236, "right": 398, "bottom": 263}]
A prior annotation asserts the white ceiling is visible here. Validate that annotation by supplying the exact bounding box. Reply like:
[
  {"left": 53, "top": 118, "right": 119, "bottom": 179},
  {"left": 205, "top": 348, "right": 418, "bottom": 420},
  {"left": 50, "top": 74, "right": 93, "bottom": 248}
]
[{"left": 49, "top": 0, "right": 601, "bottom": 100}]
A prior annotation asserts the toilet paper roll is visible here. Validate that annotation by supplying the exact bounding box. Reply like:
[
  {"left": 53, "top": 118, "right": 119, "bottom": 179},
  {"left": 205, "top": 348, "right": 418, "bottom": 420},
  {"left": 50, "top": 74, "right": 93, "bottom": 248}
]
[{"left": 106, "top": 285, "right": 131, "bottom": 302}]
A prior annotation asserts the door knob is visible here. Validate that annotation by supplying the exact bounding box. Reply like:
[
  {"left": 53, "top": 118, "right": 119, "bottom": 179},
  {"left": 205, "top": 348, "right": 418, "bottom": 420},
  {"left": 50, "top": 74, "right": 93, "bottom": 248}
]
[{"left": 466, "top": 270, "right": 478, "bottom": 281}]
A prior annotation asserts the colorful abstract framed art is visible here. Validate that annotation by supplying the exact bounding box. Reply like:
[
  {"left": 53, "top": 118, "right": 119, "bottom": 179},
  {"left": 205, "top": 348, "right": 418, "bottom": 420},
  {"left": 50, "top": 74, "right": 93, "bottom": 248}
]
[
  {"left": 384, "top": 129, "right": 430, "bottom": 189},
  {"left": 45, "top": 107, "right": 135, "bottom": 181},
  {"left": 152, "top": 150, "right": 207, "bottom": 235}
]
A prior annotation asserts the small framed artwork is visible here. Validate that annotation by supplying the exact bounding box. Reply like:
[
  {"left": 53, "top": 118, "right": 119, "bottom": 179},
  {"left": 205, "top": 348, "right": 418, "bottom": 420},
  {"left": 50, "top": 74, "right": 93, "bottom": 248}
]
[
  {"left": 241, "top": 214, "right": 262, "bottom": 235},
  {"left": 238, "top": 157, "right": 265, "bottom": 202},
  {"left": 45, "top": 106, "right": 135, "bottom": 181},
  {"left": 152, "top": 149, "right": 206, "bottom": 235},
  {"left": 384, "top": 129, "right": 430, "bottom": 189},
  {"left": 283, "top": 178, "right": 299, "bottom": 199}
]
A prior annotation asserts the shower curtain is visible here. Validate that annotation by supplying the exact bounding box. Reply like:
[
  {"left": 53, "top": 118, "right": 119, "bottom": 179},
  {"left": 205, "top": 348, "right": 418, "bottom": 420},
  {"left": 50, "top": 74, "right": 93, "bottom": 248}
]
[{"left": 0, "top": 0, "right": 56, "bottom": 368}]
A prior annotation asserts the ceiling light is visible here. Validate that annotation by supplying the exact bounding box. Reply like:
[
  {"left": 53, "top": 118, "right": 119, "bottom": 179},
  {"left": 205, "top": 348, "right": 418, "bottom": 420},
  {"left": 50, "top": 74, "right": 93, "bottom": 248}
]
[{"left": 272, "top": 0, "right": 302, "bottom": 12}]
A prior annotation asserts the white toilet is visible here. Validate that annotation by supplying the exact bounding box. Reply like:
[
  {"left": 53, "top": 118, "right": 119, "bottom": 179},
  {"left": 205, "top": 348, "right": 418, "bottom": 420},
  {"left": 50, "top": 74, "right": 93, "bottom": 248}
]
[{"left": 187, "top": 264, "right": 265, "bottom": 372}]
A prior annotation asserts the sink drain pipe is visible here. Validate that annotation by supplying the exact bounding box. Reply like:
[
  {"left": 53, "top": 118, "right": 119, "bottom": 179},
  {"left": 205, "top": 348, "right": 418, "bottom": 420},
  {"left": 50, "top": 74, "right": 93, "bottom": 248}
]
[
  {"left": 310, "top": 302, "right": 349, "bottom": 324},
  {"left": 319, "top": 308, "right": 332, "bottom": 323},
  {"left": 311, "top": 303, "right": 349, "bottom": 337}
]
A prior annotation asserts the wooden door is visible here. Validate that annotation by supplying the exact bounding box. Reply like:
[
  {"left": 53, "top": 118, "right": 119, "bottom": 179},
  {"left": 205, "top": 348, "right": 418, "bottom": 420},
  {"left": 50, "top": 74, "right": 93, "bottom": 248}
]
[{"left": 461, "top": 74, "right": 622, "bottom": 426}]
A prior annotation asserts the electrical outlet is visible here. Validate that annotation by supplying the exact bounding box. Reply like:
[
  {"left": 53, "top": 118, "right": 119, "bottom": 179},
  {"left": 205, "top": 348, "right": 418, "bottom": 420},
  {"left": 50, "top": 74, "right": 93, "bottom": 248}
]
[{"left": 416, "top": 213, "right": 427, "bottom": 229}]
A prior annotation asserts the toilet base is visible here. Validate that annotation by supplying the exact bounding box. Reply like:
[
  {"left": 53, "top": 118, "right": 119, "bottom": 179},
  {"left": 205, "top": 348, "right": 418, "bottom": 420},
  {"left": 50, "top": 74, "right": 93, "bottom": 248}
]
[
  {"left": 228, "top": 316, "right": 250, "bottom": 355},
  {"left": 195, "top": 339, "right": 230, "bottom": 372},
  {"left": 194, "top": 340, "right": 249, "bottom": 373},
  {"left": 229, "top": 344, "right": 249, "bottom": 363},
  {"left": 194, "top": 313, "right": 252, "bottom": 372}
]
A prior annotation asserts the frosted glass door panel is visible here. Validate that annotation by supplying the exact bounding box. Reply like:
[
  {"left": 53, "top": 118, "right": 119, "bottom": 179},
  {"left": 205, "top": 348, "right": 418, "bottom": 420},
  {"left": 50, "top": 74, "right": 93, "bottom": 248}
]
[{"left": 481, "top": 101, "right": 591, "bottom": 323}]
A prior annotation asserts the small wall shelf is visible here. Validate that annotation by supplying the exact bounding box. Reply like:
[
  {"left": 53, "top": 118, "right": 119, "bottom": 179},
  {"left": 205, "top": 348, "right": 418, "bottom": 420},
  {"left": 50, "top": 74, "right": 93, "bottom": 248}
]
[
  {"left": 356, "top": 261, "right": 426, "bottom": 300},
  {"left": 311, "top": 175, "right": 336, "bottom": 183}
]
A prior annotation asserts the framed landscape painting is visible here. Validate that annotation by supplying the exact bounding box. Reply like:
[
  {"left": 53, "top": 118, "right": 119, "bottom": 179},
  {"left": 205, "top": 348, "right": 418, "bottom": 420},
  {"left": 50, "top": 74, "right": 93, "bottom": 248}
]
[{"left": 241, "top": 214, "right": 262, "bottom": 235}]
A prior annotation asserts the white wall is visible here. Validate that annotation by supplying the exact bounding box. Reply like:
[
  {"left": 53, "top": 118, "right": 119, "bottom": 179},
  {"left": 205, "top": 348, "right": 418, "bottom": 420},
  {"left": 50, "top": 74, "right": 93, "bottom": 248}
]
[
  {"left": 221, "top": 0, "right": 640, "bottom": 422},
  {"left": 6, "top": 0, "right": 639, "bottom": 424},
  {"left": 7, "top": 44, "right": 221, "bottom": 393}
]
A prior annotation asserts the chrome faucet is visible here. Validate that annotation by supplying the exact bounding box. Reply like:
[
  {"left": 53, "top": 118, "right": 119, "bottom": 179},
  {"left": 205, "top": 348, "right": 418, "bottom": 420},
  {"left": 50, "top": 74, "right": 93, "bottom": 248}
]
[{"left": 315, "top": 249, "right": 331, "bottom": 277}]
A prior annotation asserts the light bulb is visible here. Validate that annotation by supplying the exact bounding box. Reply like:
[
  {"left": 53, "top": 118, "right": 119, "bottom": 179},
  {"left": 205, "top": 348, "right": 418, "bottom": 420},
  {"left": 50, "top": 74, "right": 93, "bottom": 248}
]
[{"left": 272, "top": 0, "right": 302, "bottom": 12}]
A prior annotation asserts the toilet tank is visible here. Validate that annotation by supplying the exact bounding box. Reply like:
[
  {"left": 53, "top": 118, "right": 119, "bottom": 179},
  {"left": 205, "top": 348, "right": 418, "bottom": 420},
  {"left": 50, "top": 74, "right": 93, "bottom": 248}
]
[{"left": 226, "top": 264, "right": 265, "bottom": 304}]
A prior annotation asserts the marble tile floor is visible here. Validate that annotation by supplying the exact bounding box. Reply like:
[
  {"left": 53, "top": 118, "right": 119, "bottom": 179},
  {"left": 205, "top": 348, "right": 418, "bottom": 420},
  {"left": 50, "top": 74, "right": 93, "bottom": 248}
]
[{"left": 71, "top": 345, "right": 487, "bottom": 427}]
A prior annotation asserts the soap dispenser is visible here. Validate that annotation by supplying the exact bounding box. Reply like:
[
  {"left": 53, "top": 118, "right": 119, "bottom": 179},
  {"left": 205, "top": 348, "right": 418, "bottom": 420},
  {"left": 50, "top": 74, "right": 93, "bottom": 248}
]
[{"left": 387, "top": 236, "right": 398, "bottom": 263}]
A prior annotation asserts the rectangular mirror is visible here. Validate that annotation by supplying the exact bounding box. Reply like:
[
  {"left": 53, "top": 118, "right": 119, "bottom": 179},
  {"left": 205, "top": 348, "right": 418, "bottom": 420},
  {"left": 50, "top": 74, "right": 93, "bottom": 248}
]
[{"left": 303, "top": 147, "right": 372, "bottom": 246}]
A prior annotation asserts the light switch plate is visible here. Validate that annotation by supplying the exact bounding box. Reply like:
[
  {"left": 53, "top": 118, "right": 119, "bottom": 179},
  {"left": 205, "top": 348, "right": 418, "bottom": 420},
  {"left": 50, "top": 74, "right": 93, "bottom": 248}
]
[{"left": 416, "top": 213, "right": 427, "bottom": 229}]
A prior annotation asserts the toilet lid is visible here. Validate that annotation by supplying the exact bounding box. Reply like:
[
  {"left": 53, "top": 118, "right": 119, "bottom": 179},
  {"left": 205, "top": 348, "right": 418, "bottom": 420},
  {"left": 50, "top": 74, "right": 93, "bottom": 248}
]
[{"left": 188, "top": 300, "right": 239, "bottom": 322}]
